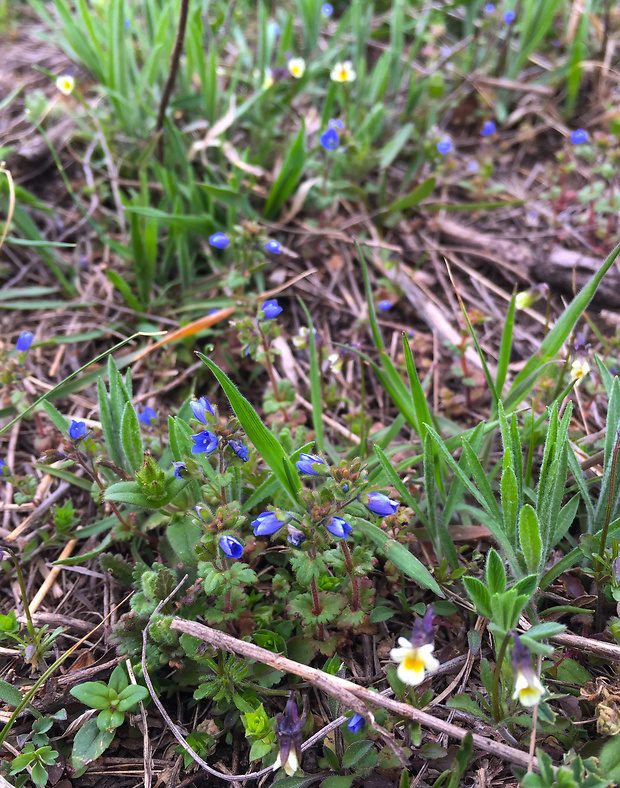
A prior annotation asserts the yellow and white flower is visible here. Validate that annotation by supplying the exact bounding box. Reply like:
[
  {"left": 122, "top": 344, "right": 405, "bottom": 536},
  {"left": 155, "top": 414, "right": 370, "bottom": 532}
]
[
  {"left": 287, "top": 58, "right": 306, "bottom": 79},
  {"left": 571, "top": 358, "right": 590, "bottom": 383},
  {"left": 512, "top": 669, "right": 545, "bottom": 707},
  {"left": 328, "top": 352, "right": 343, "bottom": 373},
  {"left": 272, "top": 748, "right": 299, "bottom": 776},
  {"left": 390, "top": 638, "right": 439, "bottom": 686},
  {"left": 330, "top": 60, "right": 356, "bottom": 83},
  {"left": 56, "top": 75, "right": 75, "bottom": 96},
  {"left": 263, "top": 68, "right": 274, "bottom": 89}
]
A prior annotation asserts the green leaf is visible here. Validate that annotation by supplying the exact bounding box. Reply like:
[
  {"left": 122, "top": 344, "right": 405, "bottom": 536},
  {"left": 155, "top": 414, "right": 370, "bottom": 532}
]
[
  {"left": 166, "top": 519, "right": 201, "bottom": 566},
  {"left": 383, "top": 177, "right": 435, "bottom": 214},
  {"left": 105, "top": 475, "right": 188, "bottom": 508},
  {"left": 321, "top": 779, "right": 355, "bottom": 788},
  {"left": 500, "top": 465, "right": 519, "bottom": 547},
  {"left": 342, "top": 740, "right": 375, "bottom": 769},
  {"left": 264, "top": 121, "right": 306, "bottom": 219},
  {"left": 116, "top": 684, "right": 149, "bottom": 712},
  {"left": 519, "top": 504, "right": 542, "bottom": 575},
  {"left": 462, "top": 576, "right": 491, "bottom": 618},
  {"left": 485, "top": 549, "right": 506, "bottom": 595},
  {"left": 447, "top": 696, "right": 488, "bottom": 719},
  {"left": 70, "top": 682, "right": 111, "bottom": 710},
  {"left": 599, "top": 733, "right": 620, "bottom": 782},
  {"left": 197, "top": 354, "right": 301, "bottom": 503},
  {"left": 41, "top": 400, "right": 70, "bottom": 434},
  {"left": 71, "top": 718, "right": 115, "bottom": 769},
  {"left": 0, "top": 678, "right": 23, "bottom": 707},
  {"left": 120, "top": 401, "right": 143, "bottom": 473}
]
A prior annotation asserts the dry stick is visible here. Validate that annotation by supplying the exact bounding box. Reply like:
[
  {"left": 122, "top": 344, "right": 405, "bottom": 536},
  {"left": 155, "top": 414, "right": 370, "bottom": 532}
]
[
  {"left": 171, "top": 619, "right": 547, "bottom": 773},
  {"left": 155, "top": 0, "right": 191, "bottom": 160},
  {"left": 29, "top": 538, "right": 77, "bottom": 614}
]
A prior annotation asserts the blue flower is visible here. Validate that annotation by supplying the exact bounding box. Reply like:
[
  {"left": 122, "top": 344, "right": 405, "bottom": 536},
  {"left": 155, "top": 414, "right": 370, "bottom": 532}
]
[
  {"left": 209, "top": 232, "right": 230, "bottom": 249},
  {"left": 272, "top": 22, "right": 281, "bottom": 36},
  {"left": 481, "top": 120, "right": 496, "bottom": 137},
  {"left": 252, "top": 511, "right": 285, "bottom": 536},
  {"left": 220, "top": 535, "right": 244, "bottom": 559},
  {"left": 326, "top": 517, "right": 352, "bottom": 539},
  {"left": 190, "top": 397, "right": 215, "bottom": 423},
  {"left": 503, "top": 10, "right": 515, "bottom": 23},
  {"left": 228, "top": 439, "right": 249, "bottom": 462},
  {"left": 296, "top": 452, "right": 326, "bottom": 475},
  {"left": 347, "top": 713, "right": 365, "bottom": 733},
  {"left": 570, "top": 128, "right": 588, "bottom": 144},
  {"left": 172, "top": 462, "right": 186, "bottom": 479},
  {"left": 467, "top": 160, "right": 479, "bottom": 172},
  {"left": 378, "top": 300, "right": 392, "bottom": 311},
  {"left": 259, "top": 299, "right": 283, "bottom": 320},
  {"left": 69, "top": 420, "right": 88, "bottom": 441},
  {"left": 436, "top": 140, "right": 452, "bottom": 155},
  {"left": 320, "top": 127, "right": 340, "bottom": 150},
  {"left": 321, "top": 3, "right": 333, "bottom": 16},
  {"left": 16, "top": 332, "right": 34, "bottom": 352},
  {"left": 0, "top": 458, "right": 8, "bottom": 477},
  {"left": 365, "top": 492, "right": 399, "bottom": 516},
  {"left": 208, "top": 308, "right": 220, "bottom": 315},
  {"left": 287, "top": 526, "right": 306, "bottom": 547},
  {"left": 484, "top": 3, "right": 495, "bottom": 12},
  {"left": 137, "top": 406, "right": 157, "bottom": 425},
  {"left": 191, "top": 430, "right": 218, "bottom": 455},
  {"left": 329, "top": 119, "right": 344, "bottom": 130},
  {"left": 265, "top": 240, "right": 282, "bottom": 254},
  {"left": 195, "top": 504, "right": 208, "bottom": 520}
]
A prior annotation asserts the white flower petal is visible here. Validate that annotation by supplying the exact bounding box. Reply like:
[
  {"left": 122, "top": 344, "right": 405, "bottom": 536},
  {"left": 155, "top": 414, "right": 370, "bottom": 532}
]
[
  {"left": 397, "top": 659, "right": 426, "bottom": 686},
  {"left": 390, "top": 646, "right": 413, "bottom": 662},
  {"left": 398, "top": 636, "right": 412, "bottom": 649}
]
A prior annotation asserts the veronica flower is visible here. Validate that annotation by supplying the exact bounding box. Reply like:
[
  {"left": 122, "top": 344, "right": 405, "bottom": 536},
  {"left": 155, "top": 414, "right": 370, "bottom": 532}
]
[
  {"left": 481, "top": 120, "right": 496, "bottom": 137},
  {"left": 436, "top": 140, "right": 452, "bottom": 155},
  {"left": 390, "top": 607, "right": 439, "bottom": 686},
  {"left": 320, "top": 127, "right": 340, "bottom": 150},
  {"left": 219, "top": 535, "right": 244, "bottom": 559},
  {"left": 330, "top": 61, "right": 356, "bottom": 83},
  {"left": 265, "top": 239, "right": 282, "bottom": 254},
  {"left": 484, "top": 3, "right": 495, "bottom": 11},
  {"left": 329, "top": 119, "right": 344, "bottom": 130},
  {"left": 467, "top": 161, "right": 479, "bottom": 172},
  {"left": 272, "top": 696, "right": 304, "bottom": 776},
  {"left": 69, "top": 420, "right": 88, "bottom": 441},
  {"left": 503, "top": 9, "right": 515, "bottom": 24},
  {"left": 511, "top": 634, "right": 545, "bottom": 707},
  {"left": 296, "top": 453, "right": 326, "bottom": 475},
  {"left": 228, "top": 439, "right": 249, "bottom": 462},
  {"left": 326, "top": 517, "right": 352, "bottom": 539},
  {"left": 191, "top": 430, "right": 218, "bottom": 455},
  {"left": 195, "top": 504, "right": 208, "bottom": 520},
  {"left": 347, "top": 713, "right": 365, "bottom": 733},
  {"left": 137, "top": 406, "right": 157, "bottom": 425},
  {"left": 287, "top": 58, "right": 306, "bottom": 79},
  {"left": 172, "top": 462, "right": 186, "bottom": 479},
  {"left": 16, "top": 332, "right": 34, "bottom": 352},
  {"left": 0, "top": 458, "right": 9, "bottom": 477},
  {"left": 190, "top": 397, "right": 215, "bottom": 423},
  {"left": 570, "top": 129, "right": 588, "bottom": 145},
  {"left": 321, "top": 3, "right": 333, "bottom": 17},
  {"left": 259, "top": 299, "right": 283, "bottom": 320},
  {"left": 252, "top": 510, "right": 286, "bottom": 536},
  {"left": 287, "top": 525, "right": 306, "bottom": 547},
  {"left": 209, "top": 232, "right": 230, "bottom": 249},
  {"left": 364, "top": 492, "right": 399, "bottom": 516},
  {"left": 56, "top": 74, "right": 75, "bottom": 95},
  {"left": 378, "top": 300, "right": 392, "bottom": 311}
]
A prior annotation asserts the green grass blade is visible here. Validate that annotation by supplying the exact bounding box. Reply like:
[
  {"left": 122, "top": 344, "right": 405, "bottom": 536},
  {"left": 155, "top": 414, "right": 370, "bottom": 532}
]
[
  {"left": 298, "top": 299, "right": 324, "bottom": 453},
  {"left": 264, "top": 121, "right": 306, "bottom": 219},
  {"left": 496, "top": 293, "right": 516, "bottom": 396}
]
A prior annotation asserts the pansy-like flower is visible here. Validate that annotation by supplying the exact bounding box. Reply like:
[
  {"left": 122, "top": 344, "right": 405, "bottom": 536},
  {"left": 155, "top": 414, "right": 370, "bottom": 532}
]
[
  {"left": 287, "top": 58, "right": 306, "bottom": 79},
  {"left": 263, "top": 68, "right": 275, "bottom": 89},
  {"left": 511, "top": 633, "right": 545, "bottom": 707},
  {"left": 321, "top": 3, "right": 333, "bottom": 17},
  {"left": 378, "top": 300, "right": 392, "bottom": 311},
  {"left": 265, "top": 239, "right": 282, "bottom": 254},
  {"left": 228, "top": 439, "right": 249, "bottom": 462},
  {"left": 296, "top": 452, "right": 326, "bottom": 475},
  {"left": 570, "top": 128, "right": 588, "bottom": 145},
  {"left": 347, "top": 713, "right": 365, "bottom": 733},
  {"left": 252, "top": 510, "right": 286, "bottom": 536},
  {"left": 436, "top": 140, "right": 452, "bottom": 155},
  {"left": 364, "top": 491, "right": 399, "bottom": 516},
  {"left": 329, "top": 119, "right": 344, "bottom": 130},
  {"left": 481, "top": 120, "right": 496, "bottom": 137},
  {"left": 320, "top": 127, "right": 339, "bottom": 150},
  {"left": 219, "top": 535, "right": 244, "bottom": 559},
  {"left": 56, "top": 74, "right": 75, "bottom": 95},
  {"left": 191, "top": 430, "right": 218, "bottom": 455},
  {"left": 190, "top": 397, "right": 215, "bottom": 423},
  {"left": 137, "top": 406, "right": 157, "bottom": 425},
  {"left": 172, "top": 461, "right": 186, "bottom": 479},
  {"left": 515, "top": 283, "right": 549, "bottom": 311},
  {"left": 272, "top": 696, "right": 304, "bottom": 776},
  {"left": 259, "top": 299, "right": 283, "bottom": 320},
  {"left": 209, "top": 232, "right": 230, "bottom": 249},
  {"left": 16, "top": 332, "right": 34, "bottom": 352},
  {"left": 292, "top": 326, "right": 314, "bottom": 349},
  {"left": 328, "top": 352, "right": 343, "bottom": 373},
  {"left": 330, "top": 60, "right": 356, "bottom": 83},
  {"left": 503, "top": 9, "right": 515, "bottom": 24},
  {"left": 326, "top": 517, "right": 352, "bottom": 539},
  {"left": 69, "top": 420, "right": 88, "bottom": 441},
  {"left": 571, "top": 358, "right": 590, "bottom": 383},
  {"left": 390, "top": 606, "right": 439, "bottom": 686}
]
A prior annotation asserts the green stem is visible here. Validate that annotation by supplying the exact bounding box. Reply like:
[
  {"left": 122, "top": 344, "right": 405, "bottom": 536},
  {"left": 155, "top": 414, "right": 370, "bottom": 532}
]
[
  {"left": 492, "top": 630, "right": 513, "bottom": 723},
  {"left": 340, "top": 539, "right": 360, "bottom": 612},
  {"left": 5, "top": 547, "right": 37, "bottom": 646},
  {"left": 596, "top": 429, "right": 620, "bottom": 629}
]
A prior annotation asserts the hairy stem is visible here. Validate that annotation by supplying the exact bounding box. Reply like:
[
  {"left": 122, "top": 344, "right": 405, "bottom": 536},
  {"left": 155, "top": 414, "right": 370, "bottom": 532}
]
[
  {"left": 492, "top": 630, "right": 512, "bottom": 723},
  {"left": 340, "top": 539, "right": 359, "bottom": 612}
]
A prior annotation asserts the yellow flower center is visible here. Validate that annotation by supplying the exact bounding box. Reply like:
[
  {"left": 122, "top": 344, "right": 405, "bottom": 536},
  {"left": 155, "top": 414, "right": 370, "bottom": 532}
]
[
  {"left": 520, "top": 686, "right": 538, "bottom": 702},
  {"left": 339, "top": 67, "right": 347, "bottom": 79},
  {"left": 403, "top": 656, "right": 425, "bottom": 673}
]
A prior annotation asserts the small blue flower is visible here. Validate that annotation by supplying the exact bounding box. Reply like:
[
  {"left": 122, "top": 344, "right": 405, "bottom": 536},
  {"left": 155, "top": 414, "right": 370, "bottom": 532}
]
[
  {"left": 287, "top": 525, "right": 306, "bottom": 547},
  {"left": 481, "top": 120, "right": 496, "bottom": 137},
  {"left": 570, "top": 129, "right": 588, "bottom": 145},
  {"left": 436, "top": 140, "right": 452, "bottom": 155},
  {"left": 69, "top": 420, "right": 88, "bottom": 441},
  {"left": 190, "top": 397, "right": 215, "bottom": 423},
  {"left": 467, "top": 160, "right": 479, "bottom": 172},
  {"left": 378, "top": 300, "right": 392, "bottom": 311},
  {"left": 296, "top": 452, "right": 326, "bottom": 475},
  {"left": 365, "top": 492, "right": 399, "bottom": 516},
  {"left": 209, "top": 232, "right": 230, "bottom": 249},
  {"left": 137, "top": 406, "right": 157, "bottom": 425},
  {"left": 16, "top": 332, "right": 34, "bottom": 352},
  {"left": 172, "top": 462, "right": 186, "bottom": 479},
  {"left": 503, "top": 10, "right": 515, "bottom": 24},
  {"left": 329, "top": 119, "right": 344, "bottom": 130},
  {"left": 347, "top": 713, "right": 365, "bottom": 733},
  {"left": 195, "top": 504, "right": 208, "bottom": 520},
  {"left": 272, "top": 22, "right": 280, "bottom": 36},
  {"left": 321, "top": 3, "right": 333, "bottom": 16},
  {"left": 0, "top": 458, "right": 8, "bottom": 477},
  {"left": 320, "top": 127, "right": 340, "bottom": 150},
  {"left": 124, "top": 18, "right": 130, "bottom": 29},
  {"left": 342, "top": 482, "right": 349, "bottom": 492},
  {"left": 191, "top": 430, "right": 218, "bottom": 455},
  {"left": 220, "top": 534, "right": 244, "bottom": 559},
  {"left": 228, "top": 439, "right": 249, "bottom": 462},
  {"left": 252, "top": 511, "right": 285, "bottom": 536},
  {"left": 265, "top": 240, "right": 282, "bottom": 254},
  {"left": 484, "top": 3, "right": 495, "bottom": 12},
  {"left": 326, "top": 517, "right": 352, "bottom": 539},
  {"left": 208, "top": 308, "right": 220, "bottom": 315},
  {"left": 259, "top": 299, "right": 283, "bottom": 320}
]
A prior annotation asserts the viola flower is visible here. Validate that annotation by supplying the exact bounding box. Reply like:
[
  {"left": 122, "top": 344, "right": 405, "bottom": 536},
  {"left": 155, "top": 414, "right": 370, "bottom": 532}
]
[
  {"left": 272, "top": 696, "right": 304, "bottom": 776},
  {"left": 326, "top": 517, "right": 352, "bottom": 539},
  {"left": 330, "top": 61, "right": 356, "bottom": 83},
  {"left": 378, "top": 300, "right": 392, "bottom": 311},
  {"left": 252, "top": 510, "right": 286, "bottom": 536},
  {"left": 390, "top": 607, "right": 439, "bottom": 686},
  {"left": 436, "top": 140, "right": 452, "bottom": 155},
  {"left": 259, "top": 299, "right": 283, "bottom": 320},
  {"left": 190, "top": 397, "right": 215, "bottom": 423},
  {"left": 364, "top": 492, "right": 399, "bottom": 516},
  {"left": 69, "top": 420, "right": 88, "bottom": 441},
  {"left": 172, "top": 462, "right": 187, "bottom": 480},
  {"left": 16, "top": 332, "right": 34, "bottom": 352},
  {"left": 481, "top": 120, "right": 496, "bottom": 137},
  {"left": 292, "top": 326, "right": 314, "bottom": 349},
  {"left": 321, "top": 3, "right": 333, "bottom": 16},
  {"left": 287, "top": 58, "right": 306, "bottom": 79},
  {"left": 56, "top": 74, "right": 75, "bottom": 95},
  {"left": 328, "top": 352, "right": 343, "bottom": 373},
  {"left": 265, "top": 239, "right": 282, "bottom": 254},
  {"left": 570, "top": 128, "right": 588, "bottom": 145},
  {"left": 320, "top": 127, "right": 340, "bottom": 150},
  {"left": 329, "top": 119, "right": 344, "bottom": 130},
  {"left": 228, "top": 439, "right": 249, "bottom": 462},
  {"left": 503, "top": 9, "right": 515, "bottom": 24},
  {"left": 219, "top": 535, "right": 244, "bottom": 559},
  {"left": 296, "top": 452, "right": 326, "bottom": 475},
  {"left": 347, "top": 713, "right": 365, "bottom": 733},
  {"left": 263, "top": 68, "right": 275, "bottom": 89},
  {"left": 209, "top": 232, "right": 230, "bottom": 249},
  {"left": 191, "top": 430, "right": 218, "bottom": 455},
  {"left": 137, "top": 406, "right": 157, "bottom": 425},
  {"left": 511, "top": 634, "right": 545, "bottom": 707},
  {"left": 571, "top": 358, "right": 590, "bottom": 383}
]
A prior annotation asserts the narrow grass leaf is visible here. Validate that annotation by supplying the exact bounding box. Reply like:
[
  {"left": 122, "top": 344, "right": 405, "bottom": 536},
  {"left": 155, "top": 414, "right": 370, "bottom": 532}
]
[{"left": 264, "top": 121, "right": 306, "bottom": 219}]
